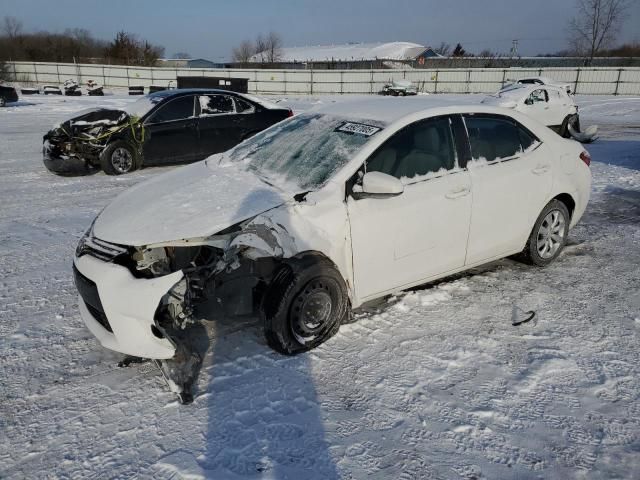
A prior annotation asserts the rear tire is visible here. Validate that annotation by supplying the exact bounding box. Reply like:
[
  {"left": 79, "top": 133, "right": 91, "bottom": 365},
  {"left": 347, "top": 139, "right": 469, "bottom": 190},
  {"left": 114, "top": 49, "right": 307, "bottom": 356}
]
[
  {"left": 518, "top": 200, "right": 570, "bottom": 266},
  {"left": 100, "top": 140, "right": 139, "bottom": 175},
  {"left": 261, "top": 255, "right": 348, "bottom": 355},
  {"left": 560, "top": 114, "right": 580, "bottom": 138}
]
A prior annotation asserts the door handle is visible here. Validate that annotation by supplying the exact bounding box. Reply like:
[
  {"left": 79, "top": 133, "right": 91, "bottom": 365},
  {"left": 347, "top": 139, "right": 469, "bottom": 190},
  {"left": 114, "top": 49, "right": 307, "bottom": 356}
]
[
  {"left": 445, "top": 187, "right": 470, "bottom": 199},
  {"left": 532, "top": 165, "right": 550, "bottom": 175},
  {"left": 184, "top": 121, "right": 197, "bottom": 129}
]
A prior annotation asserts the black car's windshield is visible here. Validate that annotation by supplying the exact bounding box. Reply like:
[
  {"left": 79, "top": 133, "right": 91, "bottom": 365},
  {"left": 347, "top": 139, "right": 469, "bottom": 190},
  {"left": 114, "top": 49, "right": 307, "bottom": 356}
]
[
  {"left": 223, "top": 113, "right": 385, "bottom": 191},
  {"left": 123, "top": 96, "right": 162, "bottom": 118}
]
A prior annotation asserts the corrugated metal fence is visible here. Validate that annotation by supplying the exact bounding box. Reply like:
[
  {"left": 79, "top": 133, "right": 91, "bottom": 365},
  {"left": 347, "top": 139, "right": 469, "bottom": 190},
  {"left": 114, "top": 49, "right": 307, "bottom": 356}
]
[{"left": 8, "top": 61, "right": 640, "bottom": 95}]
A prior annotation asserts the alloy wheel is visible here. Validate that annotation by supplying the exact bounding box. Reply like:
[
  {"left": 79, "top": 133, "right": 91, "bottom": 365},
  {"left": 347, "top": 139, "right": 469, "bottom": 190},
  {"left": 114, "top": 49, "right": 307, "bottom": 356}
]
[
  {"left": 111, "top": 147, "right": 133, "bottom": 173},
  {"left": 536, "top": 209, "right": 566, "bottom": 259}
]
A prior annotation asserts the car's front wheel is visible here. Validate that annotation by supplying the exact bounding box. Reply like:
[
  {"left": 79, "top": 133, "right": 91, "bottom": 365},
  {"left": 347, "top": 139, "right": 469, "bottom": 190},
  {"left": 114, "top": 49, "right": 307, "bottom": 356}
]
[
  {"left": 100, "top": 141, "right": 139, "bottom": 175},
  {"left": 0, "top": 97, "right": 6, "bottom": 107},
  {"left": 519, "top": 199, "right": 570, "bottom": 266},
  {"left": 261, "top": 255, "right": 349, "bottom": 355}
]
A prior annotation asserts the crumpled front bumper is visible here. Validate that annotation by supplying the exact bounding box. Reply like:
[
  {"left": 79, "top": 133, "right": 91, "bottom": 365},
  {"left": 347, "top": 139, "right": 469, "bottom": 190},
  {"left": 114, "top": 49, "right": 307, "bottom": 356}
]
[
  {"left": 42, "top": 142, "right": 94, "bottom": 176},
  {"left": 73, "top": 254, "right": 184, "bottom": 359}
]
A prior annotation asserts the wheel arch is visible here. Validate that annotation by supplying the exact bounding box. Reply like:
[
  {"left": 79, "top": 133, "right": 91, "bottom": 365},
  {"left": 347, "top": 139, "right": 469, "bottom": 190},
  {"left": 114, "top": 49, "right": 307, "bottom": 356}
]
[{"left": 552, "top": 192, "right": 576, "bottom": 219}]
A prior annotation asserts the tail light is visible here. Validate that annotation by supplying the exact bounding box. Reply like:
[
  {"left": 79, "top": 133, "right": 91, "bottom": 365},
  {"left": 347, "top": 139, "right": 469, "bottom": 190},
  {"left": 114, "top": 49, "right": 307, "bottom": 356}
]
[
  {"left": 287, "top": 109, "right": 294, "bottom": 117},
  {"left": 579, "top": 151, "right": 591, "bottom": 167}
]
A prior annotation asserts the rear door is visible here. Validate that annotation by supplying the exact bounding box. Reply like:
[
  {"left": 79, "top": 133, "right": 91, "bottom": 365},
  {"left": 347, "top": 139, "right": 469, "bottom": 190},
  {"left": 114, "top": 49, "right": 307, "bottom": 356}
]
[
  {"left": 197, "top": 94, "right": 247, "bottom": 157},
  {"left": 143, "top": 95, "right": 198, "bottom": 164},
  {"left": 463, "top": 114, "right": 552, "bottom": 264}
]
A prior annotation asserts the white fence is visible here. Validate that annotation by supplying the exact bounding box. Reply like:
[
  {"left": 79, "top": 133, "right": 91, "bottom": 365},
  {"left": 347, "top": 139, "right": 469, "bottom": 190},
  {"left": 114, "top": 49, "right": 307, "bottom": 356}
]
[{"left": 8, "top": 61, "right": 640, "bottom": 95}]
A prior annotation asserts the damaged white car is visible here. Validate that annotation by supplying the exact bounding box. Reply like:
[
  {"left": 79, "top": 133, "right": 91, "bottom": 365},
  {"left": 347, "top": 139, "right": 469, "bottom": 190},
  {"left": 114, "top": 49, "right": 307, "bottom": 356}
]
[
  {"left": 73, "top": 98, "right": 591, "bottom": 401},
  {"left": 481, "top": 84, "right": 598, "bottom": 143}
]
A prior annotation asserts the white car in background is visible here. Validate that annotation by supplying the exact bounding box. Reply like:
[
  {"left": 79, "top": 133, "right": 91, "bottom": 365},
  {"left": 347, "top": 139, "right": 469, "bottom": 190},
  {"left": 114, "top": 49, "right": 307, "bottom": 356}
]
[
  {"left": 504, "top": 76, "right": 573, "bottom": 95},
  {"left": 73, "top": 98, "right": 592, "bottom": 401},
  {"left": 481, "top": 83, "right": 598, "bottom": 142}
]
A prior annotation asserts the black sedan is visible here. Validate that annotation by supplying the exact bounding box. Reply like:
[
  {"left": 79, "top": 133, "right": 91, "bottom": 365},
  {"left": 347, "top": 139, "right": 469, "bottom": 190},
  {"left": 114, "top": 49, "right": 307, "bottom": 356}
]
[
  {"left": 0, "top": 85, "right": 19, "bottom": 107},
  {"left": 43, "top": 89, "right": 293, "bottom": 175}
]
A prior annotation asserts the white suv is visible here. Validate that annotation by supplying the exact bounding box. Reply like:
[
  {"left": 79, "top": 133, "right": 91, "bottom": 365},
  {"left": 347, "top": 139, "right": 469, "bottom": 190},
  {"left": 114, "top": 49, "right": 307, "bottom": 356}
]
[{"left": 74, "top": 97, "right": 591, "bottom": 365}]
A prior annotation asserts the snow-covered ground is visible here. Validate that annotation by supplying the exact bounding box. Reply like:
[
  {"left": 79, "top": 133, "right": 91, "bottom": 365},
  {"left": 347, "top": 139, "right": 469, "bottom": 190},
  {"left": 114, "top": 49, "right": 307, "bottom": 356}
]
[{"left": 0, "top": 93, "right": 639, "bottom": 480}]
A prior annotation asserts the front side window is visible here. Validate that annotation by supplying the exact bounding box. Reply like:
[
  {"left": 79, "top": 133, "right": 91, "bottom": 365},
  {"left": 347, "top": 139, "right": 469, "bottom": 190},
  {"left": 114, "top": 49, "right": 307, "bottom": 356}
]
[
  {"left": 147, "top": 96, "right": 194, "bottom": 123},
  {"left": 199, "top": 95, "right": 234, "bottom": 115},
  {"left": 465, "top": 115, "right": 539, "bottom": 162},
  {"left": 528, "top": 89, "right": 548, "bottom": 104},
  {"left": 366, "top": 117, "right": 457, "bottom": 183}
]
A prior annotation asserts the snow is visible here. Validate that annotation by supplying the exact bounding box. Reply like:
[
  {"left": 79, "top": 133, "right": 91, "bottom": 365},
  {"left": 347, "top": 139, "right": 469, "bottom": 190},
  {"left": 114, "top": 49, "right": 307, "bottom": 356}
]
[
  {"left": 251, "top": 42, "right": 426, "bottom": 62},
  {"left": 1, "top": 93, "right": 640, "bottom": 479}
]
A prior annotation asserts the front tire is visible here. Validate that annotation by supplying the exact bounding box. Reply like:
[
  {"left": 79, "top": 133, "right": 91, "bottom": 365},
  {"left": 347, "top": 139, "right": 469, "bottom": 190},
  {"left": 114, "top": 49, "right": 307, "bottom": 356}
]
[
  {"left": 0, "top": 97, "right": 6, "bottom": 107},
  {"left": 100, "top": 140, "right": 139, "bottom": 175},
  {"left": 519, "top": 200, "right": 570, "bottom": 266},
  {"left": 261, "top": 255, "right": 349, "bottom": 355}
]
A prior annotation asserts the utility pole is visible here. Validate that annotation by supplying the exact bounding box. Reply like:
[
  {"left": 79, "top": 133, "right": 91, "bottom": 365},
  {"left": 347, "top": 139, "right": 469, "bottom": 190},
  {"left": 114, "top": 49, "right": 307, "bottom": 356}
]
[{"left": 510, "top": 39, "right": 519, "bottom": 58}]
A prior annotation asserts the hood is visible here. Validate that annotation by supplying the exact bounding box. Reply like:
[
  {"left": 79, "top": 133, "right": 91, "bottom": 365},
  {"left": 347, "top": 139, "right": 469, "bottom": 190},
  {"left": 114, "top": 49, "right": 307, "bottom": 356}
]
[
  {"left": 93, "top": 161, "right": 290, "bottom": 246},
  {"left": 48, "top": 108, "right": 130, "bottom": 136}
]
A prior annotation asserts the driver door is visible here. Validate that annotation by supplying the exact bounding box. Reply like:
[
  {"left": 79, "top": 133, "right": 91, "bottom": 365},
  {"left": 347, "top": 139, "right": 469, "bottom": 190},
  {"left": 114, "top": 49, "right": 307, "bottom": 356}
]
[
  {"left": 143, "top": 95, "right": 199, "bottom": 164},
  {"left": 347, "top": 116, "right": 472, "bottom": 302}
]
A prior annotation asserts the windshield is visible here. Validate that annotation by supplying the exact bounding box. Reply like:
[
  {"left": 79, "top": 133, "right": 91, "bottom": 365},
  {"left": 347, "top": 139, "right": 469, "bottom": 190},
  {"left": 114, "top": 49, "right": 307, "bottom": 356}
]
[
  {"left": 122, "top": 96, "right": 162, "bottom": 118},
  {"left": 222, "top": 113, "right": 385, "bottom": 191}
]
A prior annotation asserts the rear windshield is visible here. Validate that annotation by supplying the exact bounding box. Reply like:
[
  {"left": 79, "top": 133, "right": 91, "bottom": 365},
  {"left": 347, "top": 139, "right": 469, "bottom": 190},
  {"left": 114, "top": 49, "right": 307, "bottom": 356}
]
[{"left": 223, "top": 113, "right": 385, "bottom": 191}]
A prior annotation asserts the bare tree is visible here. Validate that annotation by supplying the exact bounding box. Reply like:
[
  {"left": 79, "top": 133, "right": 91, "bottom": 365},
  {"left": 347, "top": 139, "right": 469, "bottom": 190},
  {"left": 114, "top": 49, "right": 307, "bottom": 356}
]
[
  {"left": 232, "top": 40, "right": 255, "bottom": 63},
  {"left": 433, "top": 42, "right": 451, "bottom": 57},
  {"left": 172, "top": 52, "right": 191, "bottom": 59},
  {"left": 568, "top": 0, "right": 630, "bottom": 64},
  {"left": 254, "top": 34, "right": 267, "bottom": 62},
  {"left": 264, "top": 31, "right": 283, "bottom": 62},
  {"left": 452, "top": 43, "right": 467, "bottom": 57},
  {"left": 2, "top": 16, "right": 22, "bottom": 39}
]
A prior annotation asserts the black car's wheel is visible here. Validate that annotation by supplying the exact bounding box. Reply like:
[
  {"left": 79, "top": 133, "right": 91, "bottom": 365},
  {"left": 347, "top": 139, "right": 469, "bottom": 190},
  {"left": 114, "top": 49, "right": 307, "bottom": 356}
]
[
  {"left": 100, "top": 141, "right": 139, "bottom": 175},
  {"left": 0, "top": 97, "right": 6, "bottom": 107},
  {"left": 261, "top": 255, "right": 349, "bottom": 355},
  {"left": 518, "top": 199, "right": 570, "bottom": 266}
]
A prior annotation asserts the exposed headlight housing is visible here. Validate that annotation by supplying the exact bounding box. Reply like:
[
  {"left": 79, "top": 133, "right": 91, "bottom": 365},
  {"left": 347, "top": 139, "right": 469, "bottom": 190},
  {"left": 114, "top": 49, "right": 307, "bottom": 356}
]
[{"left": 75, "top": 218, "right": 96, "bottom": 258}]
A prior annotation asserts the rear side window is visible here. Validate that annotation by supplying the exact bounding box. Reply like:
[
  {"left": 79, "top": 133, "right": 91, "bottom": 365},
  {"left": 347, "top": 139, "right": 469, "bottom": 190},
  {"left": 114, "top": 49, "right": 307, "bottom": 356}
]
[
  {"left": 464, "top": 115, "right": 538, "bottom": 162},
  {"left": 148, "top": 96, "right": 194, "bottom": 123},
  {"left": 366, "top": 116, "right": 458, "bottom": 183},
  {"left": 199, "top": 95, "right": 234, "bottom": 115},
  {"left": 235, "top": 98, "right": 255, "bottom": 113}
]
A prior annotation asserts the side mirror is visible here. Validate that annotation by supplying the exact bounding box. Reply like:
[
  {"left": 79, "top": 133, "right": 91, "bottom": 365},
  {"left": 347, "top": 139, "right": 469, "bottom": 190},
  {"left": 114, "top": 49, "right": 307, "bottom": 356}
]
[
  {"left": 524, "top": 98, "right": 533, "bottom": 106},
  {"left": 355, "top": 171, "right": 404, "bottom": 199}
]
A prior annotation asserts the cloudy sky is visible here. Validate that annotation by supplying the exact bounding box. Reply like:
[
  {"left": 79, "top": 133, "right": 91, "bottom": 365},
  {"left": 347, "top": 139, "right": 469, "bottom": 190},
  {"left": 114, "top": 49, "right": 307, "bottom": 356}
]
[{"left": 4, "top": 0, "right": 640, "bottom": 59}]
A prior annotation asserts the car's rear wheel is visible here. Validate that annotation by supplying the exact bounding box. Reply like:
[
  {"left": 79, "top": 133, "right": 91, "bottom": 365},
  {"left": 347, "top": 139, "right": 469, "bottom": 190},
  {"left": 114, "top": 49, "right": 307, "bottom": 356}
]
[
  {"left": 100, "top": 141, "right": 139, "bottom": 175},
  {"left": 560, "top": 114, "right": 580, "bottom": 138},
  {"left": 519, "top": 199, "right": 570, "bottom": 266},
  {"left": 261, "top": 255, "right": 348, "bottom": 355},
  {"left": 0, "top": 97, "right": 6, "bottom": 107}
]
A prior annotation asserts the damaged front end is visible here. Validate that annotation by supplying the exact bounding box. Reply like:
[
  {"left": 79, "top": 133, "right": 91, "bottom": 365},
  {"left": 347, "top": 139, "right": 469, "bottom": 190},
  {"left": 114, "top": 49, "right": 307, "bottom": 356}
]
[
  {"left": 43, "top": 109, "right": 143, "bottom": 175},
  {"left": 75, "top": 214, "right": 295, "bottom": 402}
]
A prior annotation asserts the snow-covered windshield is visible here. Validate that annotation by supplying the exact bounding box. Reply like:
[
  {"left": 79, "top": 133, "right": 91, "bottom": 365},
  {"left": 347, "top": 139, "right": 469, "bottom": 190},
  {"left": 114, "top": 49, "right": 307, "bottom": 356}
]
[
  {"left": 122, "top": 96, "right": 162, "bottom": 118},
  {"left": 223, "top": 113, "right": 386, "bottom": 191}
]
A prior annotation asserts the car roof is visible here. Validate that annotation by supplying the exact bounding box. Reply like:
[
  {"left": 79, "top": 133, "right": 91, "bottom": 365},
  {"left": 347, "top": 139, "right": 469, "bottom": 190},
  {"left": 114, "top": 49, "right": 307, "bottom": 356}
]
[
  {"left": 148, "top": 88, "right": 287, "bottom": 111},
  {"left": 149, "top": 88, "right": 242, "bottom": 99},
  {"left": 310, "top": 96, "right": 510, "bottom": 124}
]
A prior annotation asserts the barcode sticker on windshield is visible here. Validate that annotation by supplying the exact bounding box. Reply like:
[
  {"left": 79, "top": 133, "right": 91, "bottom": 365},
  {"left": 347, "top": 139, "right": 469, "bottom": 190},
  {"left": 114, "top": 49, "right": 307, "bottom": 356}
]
[{"left": 336, "top": 122, "right": 382, "bottom": 137}]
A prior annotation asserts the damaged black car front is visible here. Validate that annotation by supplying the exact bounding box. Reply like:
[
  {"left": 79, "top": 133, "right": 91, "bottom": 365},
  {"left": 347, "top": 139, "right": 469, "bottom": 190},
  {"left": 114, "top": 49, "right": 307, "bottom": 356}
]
[{"left": 43, "top": 102, "right": 150, "bottom": 176}]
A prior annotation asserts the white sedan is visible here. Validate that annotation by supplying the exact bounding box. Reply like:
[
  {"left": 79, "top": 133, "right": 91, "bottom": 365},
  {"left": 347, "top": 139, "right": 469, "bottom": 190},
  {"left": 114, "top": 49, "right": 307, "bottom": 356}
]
[
  {"left": 73, "top": 98, "right": 591, "bottom": 398},
  {"left": 482, "top": 84, "right": 598, "bottom": 143}
]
